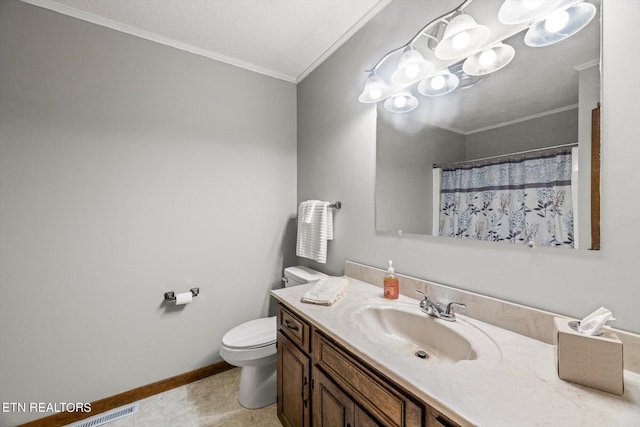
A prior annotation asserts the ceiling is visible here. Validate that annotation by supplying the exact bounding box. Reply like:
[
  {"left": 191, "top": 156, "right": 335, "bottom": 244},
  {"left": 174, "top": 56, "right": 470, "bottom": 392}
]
[{"left": 21, "top": 0, "right": 391, "bottom": 83}]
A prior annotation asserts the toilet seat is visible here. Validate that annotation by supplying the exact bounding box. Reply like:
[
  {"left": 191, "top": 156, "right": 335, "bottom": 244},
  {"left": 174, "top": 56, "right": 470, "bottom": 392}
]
[{"left": 222, "top": 316, "right": 276, "bottom": 349}]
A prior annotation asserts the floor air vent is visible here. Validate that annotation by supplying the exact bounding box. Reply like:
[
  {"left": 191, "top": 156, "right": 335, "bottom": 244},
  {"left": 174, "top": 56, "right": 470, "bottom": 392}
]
[{"left": 66, "top": 403, "right": 138, "bottom": 427}]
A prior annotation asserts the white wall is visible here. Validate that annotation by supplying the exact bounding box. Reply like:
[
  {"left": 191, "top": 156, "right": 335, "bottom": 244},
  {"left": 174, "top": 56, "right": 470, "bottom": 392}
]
[
  {"left": 376, "top": 111, "right": 465, "bottom": 234},
  {"left": 297, "top": 0, "right": 640, "bottom": 334},
  {"left": 0, "top": 1, "right": 296, "bottom": 425}
]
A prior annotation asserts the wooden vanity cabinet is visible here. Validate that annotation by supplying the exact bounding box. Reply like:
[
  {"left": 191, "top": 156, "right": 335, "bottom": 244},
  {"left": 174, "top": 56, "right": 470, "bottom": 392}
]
[{"left": 276, "top": 302, "right": 461, "bottom": 427}]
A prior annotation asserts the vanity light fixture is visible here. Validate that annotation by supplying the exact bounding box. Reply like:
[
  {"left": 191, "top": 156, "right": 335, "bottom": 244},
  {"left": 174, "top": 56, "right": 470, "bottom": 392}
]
[
  {"left": 384, "top": 89, "right": 419, "bottom": 113},
  {"left": 463, "top": 42, "right": 516, "bottom": 76},
  {"left": 524, "top": 1, "right": 597, "bottom": 47},
  {"left": 358, "top": 0, "right": 597, "bottom": 113}
]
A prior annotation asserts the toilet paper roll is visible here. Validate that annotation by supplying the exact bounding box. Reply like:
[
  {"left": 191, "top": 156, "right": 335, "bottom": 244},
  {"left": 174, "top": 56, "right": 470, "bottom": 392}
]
[{"left": 175, "top": 292, "right": 193, "bottom": 305}]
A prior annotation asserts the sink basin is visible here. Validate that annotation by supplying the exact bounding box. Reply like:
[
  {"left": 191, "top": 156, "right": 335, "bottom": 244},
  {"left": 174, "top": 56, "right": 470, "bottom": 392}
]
[{"left": 344, "top": 299, "right": 501, "bottom": 365}]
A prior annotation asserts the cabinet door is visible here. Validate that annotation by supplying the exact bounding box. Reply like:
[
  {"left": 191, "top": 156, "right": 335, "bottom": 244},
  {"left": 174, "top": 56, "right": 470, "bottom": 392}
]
[
  {"left": 278, "top": 331, "right": 311, "bottom": 427},
  {"left": 312, "top": 367, "right": 355, "bottom": 427}
]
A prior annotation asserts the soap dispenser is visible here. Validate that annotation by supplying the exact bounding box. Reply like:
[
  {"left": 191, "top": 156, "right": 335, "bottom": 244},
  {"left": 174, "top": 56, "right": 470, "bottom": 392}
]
[{"left": 383, "top": 260, "right": 399, "bottom": 300}]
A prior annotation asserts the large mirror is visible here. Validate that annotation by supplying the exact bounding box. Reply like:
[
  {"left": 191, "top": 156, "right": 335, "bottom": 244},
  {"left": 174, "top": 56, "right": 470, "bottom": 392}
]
[{"left": 375, "top": 0, "right": 600, "bottom": 250}]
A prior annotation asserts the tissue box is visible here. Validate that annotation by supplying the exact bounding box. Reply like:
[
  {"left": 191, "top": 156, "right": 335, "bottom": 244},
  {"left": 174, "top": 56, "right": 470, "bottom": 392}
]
[{"left": 554, "top": 317, "right": 624, "bottom": 395}]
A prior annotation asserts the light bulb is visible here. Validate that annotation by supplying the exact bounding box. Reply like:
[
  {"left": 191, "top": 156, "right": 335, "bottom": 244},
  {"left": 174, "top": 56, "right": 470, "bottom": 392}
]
[
  {"left": 451, "top": 31, "right": 470, "bottom": 51},
  {"left": 393, "top": 95, "right": 407, "bottom": 108},
  {"left": 369, "top": 88, "right": 382, "bottom": 100},
  {"left": 478, "top": 49, "right": 497, "bottom": 67},
  {"left": 430, "top": 75, "right": 445, "bottom": 90},
  {"left": 522, "top": 0, "right": 543, "bottom": 10},
  {"left": 544, "top": 9, "right": 570, "bottom": 33},
  {"left": 404, "top": 63, "right": 420, "bottom": 79}
]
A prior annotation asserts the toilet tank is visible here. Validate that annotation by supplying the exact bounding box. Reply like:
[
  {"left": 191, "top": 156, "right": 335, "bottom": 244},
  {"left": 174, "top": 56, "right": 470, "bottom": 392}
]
[{"left": 283, "top": 266, "right": 325, "bottom": 287}]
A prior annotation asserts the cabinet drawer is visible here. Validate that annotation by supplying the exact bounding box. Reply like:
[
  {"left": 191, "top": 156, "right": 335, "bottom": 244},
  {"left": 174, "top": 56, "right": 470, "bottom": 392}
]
[
  {"left": 277, "top": 304, "right": 311, "bottom": 353},
  {"left": 313, "top": 331, "right": 423, "bottom": 427}
]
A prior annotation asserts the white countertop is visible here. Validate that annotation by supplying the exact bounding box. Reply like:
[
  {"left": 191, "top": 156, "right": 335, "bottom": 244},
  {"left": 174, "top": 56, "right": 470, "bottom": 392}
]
[{"left": 271, "top": 277, "right": 640, "bottom": 427}]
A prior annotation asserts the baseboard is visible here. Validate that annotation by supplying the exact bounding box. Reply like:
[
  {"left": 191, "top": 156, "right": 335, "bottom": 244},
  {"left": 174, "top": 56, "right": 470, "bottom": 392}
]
[{"left": 17, "top": 361, "right": 234, "bottom": 427}]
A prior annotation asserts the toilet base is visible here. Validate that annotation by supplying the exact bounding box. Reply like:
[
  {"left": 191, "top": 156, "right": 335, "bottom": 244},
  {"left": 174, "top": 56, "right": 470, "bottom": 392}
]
[{"left": 238, "top": 361, "right": 277, "bottom": 409}]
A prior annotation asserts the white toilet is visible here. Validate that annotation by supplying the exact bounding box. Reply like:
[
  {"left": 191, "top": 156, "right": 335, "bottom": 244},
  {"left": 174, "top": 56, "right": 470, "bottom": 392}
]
[{"left": 219, "top": 266, "right": 325, "bottom": 409}]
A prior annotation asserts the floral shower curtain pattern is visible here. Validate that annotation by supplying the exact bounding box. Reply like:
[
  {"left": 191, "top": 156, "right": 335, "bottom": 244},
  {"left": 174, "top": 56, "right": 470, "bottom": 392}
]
[{"left": 439, "top": 150, "right": 574, "bottom": 248}]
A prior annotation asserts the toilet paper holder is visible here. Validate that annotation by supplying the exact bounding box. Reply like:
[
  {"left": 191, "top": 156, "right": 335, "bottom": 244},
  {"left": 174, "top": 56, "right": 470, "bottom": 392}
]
[{"left": 164, "top": 288, "right": 199, "bottom": 301}]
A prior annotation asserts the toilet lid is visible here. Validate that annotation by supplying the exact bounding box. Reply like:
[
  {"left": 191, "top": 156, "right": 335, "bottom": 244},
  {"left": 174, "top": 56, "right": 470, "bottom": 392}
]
[{"left": 222, "top": 317, "right": 276, "bottom": 349}]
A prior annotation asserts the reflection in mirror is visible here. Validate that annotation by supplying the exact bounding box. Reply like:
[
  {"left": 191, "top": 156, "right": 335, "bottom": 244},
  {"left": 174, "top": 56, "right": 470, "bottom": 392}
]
[{"left": 375, "top": 0, "right": 600, "bottom": 250}]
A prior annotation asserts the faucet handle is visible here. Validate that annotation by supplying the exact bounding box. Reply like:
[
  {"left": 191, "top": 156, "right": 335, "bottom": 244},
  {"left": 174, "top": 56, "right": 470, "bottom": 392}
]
[
  {"left": 444, "top": 302, "right": 466, "bottom": 317},
  {"left": 415, "top": 290, "right": 430, "bottom": 311},
  {"left": 415, "top": 290, "right": 430, "bottom": 304}
]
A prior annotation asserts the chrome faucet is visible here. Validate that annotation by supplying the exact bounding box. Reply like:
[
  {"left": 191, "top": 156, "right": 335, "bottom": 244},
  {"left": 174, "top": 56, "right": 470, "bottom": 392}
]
[{"left": 415, "top": 290, "right": 466, "bottom": 322}]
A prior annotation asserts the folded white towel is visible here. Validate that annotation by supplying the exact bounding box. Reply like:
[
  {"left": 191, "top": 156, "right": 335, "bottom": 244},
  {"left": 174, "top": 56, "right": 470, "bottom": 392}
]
[
  {"left": 296, "top": 200, "right": 333, "bottom": 264},
  {"left": 301, "top": 277, "right": 349, "bottom": 306}
]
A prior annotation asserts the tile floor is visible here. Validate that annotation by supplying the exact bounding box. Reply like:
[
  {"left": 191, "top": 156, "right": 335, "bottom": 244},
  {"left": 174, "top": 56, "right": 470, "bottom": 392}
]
[{"left": 80, "top": 368, "right": 281, "bottom": 427}]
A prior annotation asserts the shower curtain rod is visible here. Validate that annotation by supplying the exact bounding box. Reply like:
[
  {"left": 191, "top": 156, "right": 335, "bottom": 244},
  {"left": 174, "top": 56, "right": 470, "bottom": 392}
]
[{"left": 432, "top": 142, "right": 578, "bottom": 169}]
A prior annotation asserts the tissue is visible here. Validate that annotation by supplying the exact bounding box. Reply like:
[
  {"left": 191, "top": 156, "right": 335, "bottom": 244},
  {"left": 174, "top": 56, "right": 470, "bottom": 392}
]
[{"left": 578, "top": 306, "right": 615, "bottom": 336}]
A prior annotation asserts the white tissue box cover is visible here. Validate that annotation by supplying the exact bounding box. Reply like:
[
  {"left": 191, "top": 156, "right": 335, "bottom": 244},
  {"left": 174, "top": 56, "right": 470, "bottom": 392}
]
[{"left": 554, "top": 317, "right": 624, "bottom": 395}]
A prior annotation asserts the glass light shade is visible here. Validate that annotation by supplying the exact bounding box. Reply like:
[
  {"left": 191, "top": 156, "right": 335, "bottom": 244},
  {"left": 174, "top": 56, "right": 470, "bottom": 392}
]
[
  {"left": 463, "top": 43, "right": 516, "bottom": 76},
  {"left": 383, "top": 89, "right": 419, "bottom": 113},
  {"left": 498, "top": 0, "right": 567, "bottom": 25},
  {"left": 358, "top": 72, "right": 393, "bottom": 103},
  {"left": 391, "top": 48, "right": 435, "bottom": 86},
  {"left": 524, "top": 2, "right": 596, "bottom": 47},
  {"left": 434, "top": 14, "right": 490, "bottom": 60},
  {"left": 417, "top": 70, "right": 460, "bottom": 97}
]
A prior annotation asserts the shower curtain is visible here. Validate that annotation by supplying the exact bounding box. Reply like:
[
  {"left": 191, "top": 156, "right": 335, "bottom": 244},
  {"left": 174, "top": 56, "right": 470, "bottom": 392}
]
[{"left": 438, "top": 150, "right": 575, "bottom": 248}]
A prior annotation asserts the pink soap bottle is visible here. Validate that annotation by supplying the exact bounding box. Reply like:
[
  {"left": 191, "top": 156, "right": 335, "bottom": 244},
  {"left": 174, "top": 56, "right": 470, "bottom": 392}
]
[{"left": 383, "top": 260, "right": 399, "bottom": 300}]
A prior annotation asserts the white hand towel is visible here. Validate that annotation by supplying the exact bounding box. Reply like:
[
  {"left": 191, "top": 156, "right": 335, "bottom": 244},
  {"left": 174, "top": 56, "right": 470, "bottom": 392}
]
[
  {"left": 296, "top": 200, "right": 333, "bottom": 263},
  {"left": 301, "top": 277, "right": 349, "bottom": 306}
]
